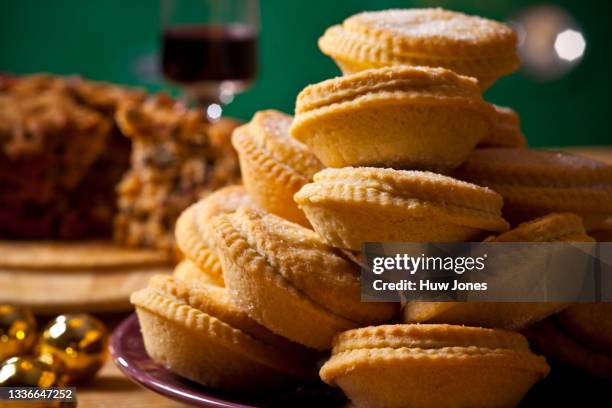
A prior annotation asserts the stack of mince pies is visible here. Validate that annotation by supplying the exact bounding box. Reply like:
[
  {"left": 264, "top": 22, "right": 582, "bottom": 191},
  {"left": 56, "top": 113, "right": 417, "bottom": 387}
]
[{"left": 132, "top": 7, "right": 612, "bottom": 407}]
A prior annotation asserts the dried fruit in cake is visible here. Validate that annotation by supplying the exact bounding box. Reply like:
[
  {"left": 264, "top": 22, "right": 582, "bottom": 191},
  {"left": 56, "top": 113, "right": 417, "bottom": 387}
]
[
  {"left": 295, "top": 167, "right": 509, "bottom": 251},
  {"left": 232, "top": 110, "right": 323, "bottom": 226},
  {"left": 114, "top": 94, "right": 241, "bottom": 251},
  {"left": 320, "top": 324, "right": 549, "bottom": 408},
  {"left": 318, "top": 8, "right": 519, "bottom": 89},
  {"left": 0, "top": 74, "right": 133, "bottom": 239},
  {"left": 291, "top": 66, "right": 496, "bottom": 171}
]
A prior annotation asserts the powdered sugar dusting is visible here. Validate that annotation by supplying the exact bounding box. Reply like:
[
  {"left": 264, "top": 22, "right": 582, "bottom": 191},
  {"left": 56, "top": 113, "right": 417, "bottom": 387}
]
[{"left": 350, "top": 8, "right": 513, "bottom": 42}]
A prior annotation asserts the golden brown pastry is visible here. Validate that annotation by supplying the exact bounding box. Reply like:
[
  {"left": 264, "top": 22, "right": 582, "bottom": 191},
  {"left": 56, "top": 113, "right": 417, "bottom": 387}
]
[
  {"left": 320, "top": 324, "right": 549, "bottom": 408},
  {"left": 131, "top": 275, "right": 315, "bottom": 390},
  {"left": 454, "top": 148, "right": 612, "bottom": 228},
  {"left": 207, "top": 207, "right": 397, "bottom": 350},
  {"left": 527, "top": 316, "right": 612, "bottom": 379},
  {"left": 232, "top": 110, "right": 323, "bottom": 226},
  {"left": 318, "top": 8, "right": 519, "bottom": 89},
  {"left": 558, "top": 303, "right": 612, "bottom": 354},
  {"left": 174, "top": 185, "right": 252, "bottom": 286},
  {"left": 173, "top": 259, "right": 222, "bottom": 287},
  {"left": 478, "top": 105, "right": 527, "bottom": 148},
  {"left": 291, "top": 66, "right": 496, "bottom": 171},
  {"left": 403, "top": 213, "right": 592, "bottom": 329},
  {"left": 588, "top": 217, "right": 612, "bottom": 241},
  {"left": 294, "top": 167, "right": 509, "bottom": 251}
]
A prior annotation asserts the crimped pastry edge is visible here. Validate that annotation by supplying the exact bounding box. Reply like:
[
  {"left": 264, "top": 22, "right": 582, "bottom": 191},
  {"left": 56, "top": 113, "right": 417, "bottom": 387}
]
[
  {"left": 295, "top": 181, "right": 509, "bottom": 233},
  {"left": 233, "top": 128, "right": 312, "bottom": 194},
  {"left": 331, "top": 324, "right": 529, "bottom": 353},
  {"left": 320, "top": 346, "right": 549, "bottom": 385},
  {"left": 131, "top": 286, "right": 310, "bottom": 378},
  {"left": 174, "top": 204, "right": 224, "bottom": 280},
  {"left": 311, "top": 167, "right": 504, "bottom": 213},
  {"left": 173, "top": 259, "right": 223, "bottom": 287},
  {"left": 243, "top": 109, "right": 323, "bottom": 177},
  {"left": 208, "top": 211, "right": 359, "bottom": 349},
  {"left": 295, "top": 66, "right": 483, "bottom": 114},
  {"left": 318, "top": 25, "right": 518, "bottom": 81},
  {"left": 491, "top": 213, "right": 593, "bottom": 242}
]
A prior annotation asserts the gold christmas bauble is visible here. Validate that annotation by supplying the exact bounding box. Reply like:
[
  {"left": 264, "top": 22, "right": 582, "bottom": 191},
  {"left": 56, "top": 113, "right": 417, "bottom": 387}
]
[
  {"left": 0, "top": 356, "right": 57, "bottom": 386},
  {"left": 0, "top": 304, "right": 37, "bottom": 360},
  {"left": 0, "top": 356, "right": 61, "bottom": 407},
  {"left": 39, "top": 314, "right": 108, "bottom": 385}
]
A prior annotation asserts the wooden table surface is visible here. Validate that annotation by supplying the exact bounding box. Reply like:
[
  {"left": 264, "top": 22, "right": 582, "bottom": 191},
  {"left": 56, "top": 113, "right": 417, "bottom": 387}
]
[
  {"left": 78, "top": 350, "right": 187, "bottom": 408},
  {"left": 41, "top": 311, "right": 187, "bottom": 408},
  {"left": 68, "top": 147, "right": 612, "bottom": 407}
]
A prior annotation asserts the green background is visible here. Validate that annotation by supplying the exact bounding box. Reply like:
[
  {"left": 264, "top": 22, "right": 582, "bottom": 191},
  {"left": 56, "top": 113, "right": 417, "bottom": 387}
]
[{"left": 1, "top": 0, "right": 610, "bottom": 147}]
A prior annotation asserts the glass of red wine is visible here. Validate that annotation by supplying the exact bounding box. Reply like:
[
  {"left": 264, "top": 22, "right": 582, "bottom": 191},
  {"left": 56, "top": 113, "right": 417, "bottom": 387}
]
[{"left": 161, "top": 0, "right": 259, "bottom": 120}]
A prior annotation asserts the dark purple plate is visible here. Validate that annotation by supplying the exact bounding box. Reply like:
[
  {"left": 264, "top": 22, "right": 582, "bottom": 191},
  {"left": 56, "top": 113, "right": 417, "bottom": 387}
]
[{"left": 110, "top": 313, "right": 345, "bottom": 408}]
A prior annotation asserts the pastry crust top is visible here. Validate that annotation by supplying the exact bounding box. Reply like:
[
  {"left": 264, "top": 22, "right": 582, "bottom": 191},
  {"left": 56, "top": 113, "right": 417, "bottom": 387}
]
[
  {"left": 295, "top": 66, "right": 483, "bottom": 114},
  {"left": 173, "top": 259, "right": 223, "bottom": 286},
  {"left": 343, "top": 9, "right": 517, "bottom": 56},
  {"left": 332, "top": 324, "right": 530, "bottom": 353},
  {"left": 232, "top": 110, "right": 323, "bottom": 178},
  {"left": 297, "top": 167, "right": 504, "bottom": 215},
  {"left": 317, "top": 8, "right": 520, "bottom": 83},
  {"left": 455, "top": 148, "right": 612, "bottom": 185},
  {"left": 320, "top": 323, "right": 550, "bottom": 384},
  {"left": 175, "top": 186, "right": 251, "bottom": 261},
  {"left": 144, "top": 274, "right": 298, "bottom": 351},
  {"left": 195, "top": 185, "right": 253, "bottom": 223},
  {"left": 132, "top": 276, "right": 313, "bottom": 378},
  {"left": 209, "top": 207, "right": 396, "bottom": 323},
  {"left": 490, "top": 213, "right": 594, "bottom": 242}
]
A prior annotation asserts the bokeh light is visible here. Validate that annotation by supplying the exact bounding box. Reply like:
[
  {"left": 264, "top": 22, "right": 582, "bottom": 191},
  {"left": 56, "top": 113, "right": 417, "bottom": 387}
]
[
  {"left": 554, "top": 29, "right": 586, "bottom": 61},
  {"left": 512, "top": 4, "right": 586, "bottom": 80},
  {"left": 207, "top": 103, "right": 223, "bottom": 121}
]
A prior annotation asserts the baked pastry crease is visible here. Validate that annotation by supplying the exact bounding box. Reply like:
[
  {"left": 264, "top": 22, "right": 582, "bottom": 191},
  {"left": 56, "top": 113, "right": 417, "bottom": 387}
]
[
  {"left": 403, "top": 213, "right": 592, "bottom": 329},
  {"left": 232, "top": 110, "right": 323, "bottom": 226},
  {"left": 175, "top": 185, "right": 252, "bottom": 286},
  {"left": 318, "top": 8, "right": 519, "bottom": 89},
  {"left": 295, "top": 167, "right": 509, "bottom": 251},
  {"left": 558, "top": 303, "right": 612, "bottom": 355},
  {"left": 131, "top": 275, "right": 315, "bottom": 390},
  {"left": 454, "top": 148, "right": 612, "bottom": 228},
  {"left": 527, "top": 315, "right": 612, "bottom": 379},
  {"left": 291, "top": 66, "right": 497, "bottom": 170},
  {"left": 207, "top": 207, "right": 397, "bottom": 350},
  {"left": 320, "top": 324, "right": 549, "bottom": 408},
  {"left": 479, "top": 105, "right": 527, "bottom": 148}
]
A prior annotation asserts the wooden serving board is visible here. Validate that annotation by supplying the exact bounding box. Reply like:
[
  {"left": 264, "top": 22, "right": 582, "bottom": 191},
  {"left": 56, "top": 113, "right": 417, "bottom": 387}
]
[{"left": 0, "top": 241, "right": 174, "bottom": 314}]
